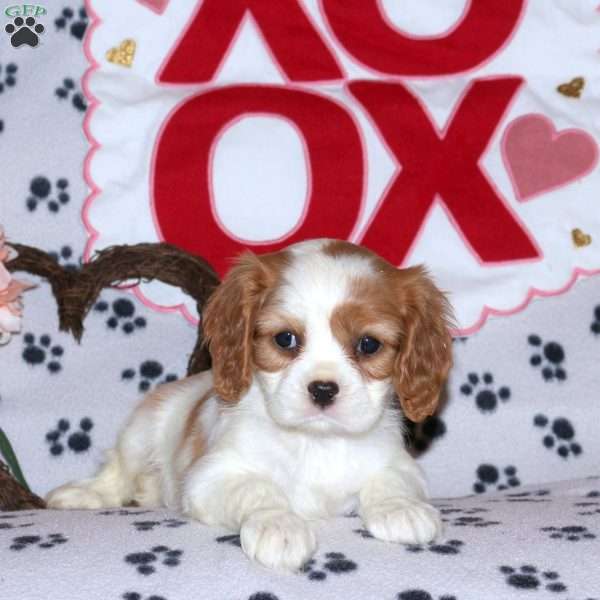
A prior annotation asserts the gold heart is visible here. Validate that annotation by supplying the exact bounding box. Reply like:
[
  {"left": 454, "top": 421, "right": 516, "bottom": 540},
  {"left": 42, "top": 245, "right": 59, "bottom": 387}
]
[
  {"left": 557, "top": 77, "right": 585, "bottom": 98},
  {"left": 106, "top": 39, "right": 137, "bottom": 68},
  {"left": 572, "top": 228, "right": 592, "bottom": 247}
]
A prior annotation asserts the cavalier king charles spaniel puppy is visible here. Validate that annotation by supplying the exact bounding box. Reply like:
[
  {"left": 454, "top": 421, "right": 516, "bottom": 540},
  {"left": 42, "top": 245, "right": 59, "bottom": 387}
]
[{"left": 47, "top": 239, "right": 453, "bottom": 571}]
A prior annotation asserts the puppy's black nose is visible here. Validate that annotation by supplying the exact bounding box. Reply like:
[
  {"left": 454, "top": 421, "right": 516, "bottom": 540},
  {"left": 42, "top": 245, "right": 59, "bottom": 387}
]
[{"left": 308, "top": 380, "right": 339, "bottom": 408}]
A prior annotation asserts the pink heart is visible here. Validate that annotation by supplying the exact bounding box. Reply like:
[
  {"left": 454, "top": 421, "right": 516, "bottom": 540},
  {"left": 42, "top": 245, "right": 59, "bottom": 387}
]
[
  {"left": 501, "top": 114, "right": 598, "bottom": 201},
  {"left": 136, "top": 0, "right": 169, "bottom": 14}
]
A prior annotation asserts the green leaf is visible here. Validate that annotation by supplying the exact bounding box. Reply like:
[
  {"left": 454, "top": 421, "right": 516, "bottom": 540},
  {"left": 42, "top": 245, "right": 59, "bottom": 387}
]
[{"left": 0, "top": 428, "right": 30, "bottom": 491}]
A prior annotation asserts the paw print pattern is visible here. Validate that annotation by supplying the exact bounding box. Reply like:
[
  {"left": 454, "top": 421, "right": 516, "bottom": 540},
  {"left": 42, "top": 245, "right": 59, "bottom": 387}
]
[
  {"left": 55, "top": 6, "right": 88, "bottom": 40},
  {"left": 460, "top": 372, "right": 510, "bottom": 413},
  {"left": 534, "top": 415, "right": 582, "bottom": 458},
  {"left": 48, "top": 246, "right": 80, "bottom": 271},
  {"left": 122, "top": 593, "right": 167, "bottom": 600},
  {"left": 27, "top": 176, "right": 70, "bottom": 213},
  {"left": 301, "top": 552, "right": 357, "bottom": 581},
  {"left": 473, "top": 464, "right": 520, "bottom": 494},
  {"left": 0, "top": 520, "right": 34, "bottom": 530},
  {"left": 406, "top": 539, "right": 464, "bottom": 555},
  {"left": 541, "top": 525, "right": 596, "bottom": 541},
  {"left": 10, "top": 533, "right": 68, "bottom": 551},
  {"left": 500, "top": 565, "right": 567, "bottom": 593},
  {"left": 397, "top": 591, "right": 457, "bottom": 600},
  {"left": 55, "top": 77, "right": 87, "bottom": 112},
  {"left": 97, "top": 509, "right": 153, "bottom": 517},
  {"left": 216, "top": 534, "right": 242, "bottom": 547},
  {"left": 438, "top": 506, "right": 501, "bottom": 528},
  {"left": 528, "top": 335, "right": 567, "bottom": 381},
  {"left": 125, "top": 546, "right": 183, "bottom": 575},
  {"left": 122, "top": 361, "right": 178, "bottom": 393},
  {"left": 94, "top": 298, "right": 147, "bottom": 334},
  {"left": 22, "top": 333, "right": 64, "bottom": 373},
  {"left": 133, "top": 519, "right": 188, "bottom": 532},
  {"left": 5, "top": 17, "right": 44, "bottom": 47},
  {"left": 404, "top": 415, "right": 446, "bottom": 453},
  {"left": 0, "top": 63, "right": 18, "bottom": 93},
  {"left": 45, "top": 418, "right": 93, "bottom": 456}
]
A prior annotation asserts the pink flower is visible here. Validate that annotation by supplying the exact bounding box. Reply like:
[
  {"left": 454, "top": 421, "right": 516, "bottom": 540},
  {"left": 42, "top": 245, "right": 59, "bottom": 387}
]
[{"left": 0, "top": 228, "right": 34, "bottom": 344}]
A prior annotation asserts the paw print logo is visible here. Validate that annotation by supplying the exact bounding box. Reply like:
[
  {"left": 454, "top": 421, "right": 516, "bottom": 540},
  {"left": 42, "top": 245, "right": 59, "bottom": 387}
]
[
  {"left": 460, "top": 372, "right": 511, "bottom": 413},
  {"left": 48, "top": 246, "right": 80, "bottom": 271},
  {"left": 534, "top": 415, "right": 582, "bottom": 458},
  {"left": 398, "top": 591, "right": 457, "bottom": 600},
  {"left": 406, "top": 539, "right": 464, "bottom": 555},
  {"left": 54, "top": 6, "right": 88, "bottom": 40},
  {"left": 22, "top": 333, "right": 64, "bottom": 373},
  {"left": 528, "top": 335, "right": 566, "bottom": 381},
  {"left": 122, "top": 360, "right": 178, "bottom": 393},
  {"left": 0, "top": 63, "right": 18, "bottom": 94},
  {"left": 499, "top": 565, "right": 566, "bottom": 593},
  {"left": 45, "top": 417, "right": 93, "bottom": 456},
  {"left": 94, "top": 298, "right": 147, "bottom": 334},
  {"left": 125, "top": 545, "right": 183, "bottom": 575},
  {"left": 301, "top": 552, "right": 357, "bottom": 581},
  {"left": 27, "top": 176, "right": 70, "bottom": 213},
  {"left": 404, "top": 415, "right": 446, "bottom": 453},
  {"left": 55, "top": 77, "right": 87, "bottom": 112},
  {"left": 10, "top": 533, "right": 68, "bottom": 551},
  {"left": 5, "top": 17, "right": 44, "bottom": 47},
  {"left": 541, "top": 525, "right": 596, "bottom": 541},
  {"left": 473, "top": 464, "right": 520, "bottom": 494},
  {"left": 132, "top": 519, "right": 187, "bottom": 532}
]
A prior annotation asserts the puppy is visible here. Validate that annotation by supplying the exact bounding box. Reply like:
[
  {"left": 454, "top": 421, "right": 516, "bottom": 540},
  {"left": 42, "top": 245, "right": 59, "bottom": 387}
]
[{"left": 46, "top": 239, "right": 453, "bottom": 571}]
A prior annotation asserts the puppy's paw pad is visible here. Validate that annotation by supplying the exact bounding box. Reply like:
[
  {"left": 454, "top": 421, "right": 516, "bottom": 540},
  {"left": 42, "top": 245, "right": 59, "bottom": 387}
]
[
  {"left": 46, "top": 485, "right": 105, "bottom": 510},
  {"left": 363, "top": 499, "right": 442, "bottom": 545},
  {"left": 241, "top": 510, "right": 316, "bottom": 572}
]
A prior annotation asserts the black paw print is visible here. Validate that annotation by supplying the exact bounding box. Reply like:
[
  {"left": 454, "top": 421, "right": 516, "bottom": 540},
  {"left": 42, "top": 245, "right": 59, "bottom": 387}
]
[
  {"left": 97, "top": 509, "right": 153, "bottom": 516},
  {"left": 473, "top": 464, "right": 520, "bottom": 494},
  {"left": 301, "top": 552, "right": 357, "bottom": 581},
  {"left": 48, "top": 246, "right": 80, "bottom": 271},
  {"left": 353, "top": 528, "right": 373, "bottom": 539},
  {"left": 22, "top": 333, "right": 64, "bottom": 373},
  {"left": 27, "top": 176, "right": 70, "bottom": 213},
  {"left": 55, "top": 6, "right": 88, "bottom": 40},
  {"left": 460, "top": 372, "right": 510, "bottom": 413},
  {"left": 0, "top": 520, "right": 34, "bottom": 530},
  {"left": 55, "top": 77, "right": 87, "bottom": 112},
  {"left": 534, "top": 414, "right": 581, "bottom": 458},
  {"left": 500, "top": 565, "right": 566, "bottom": 593},
  {"left": 45, "top": 417, "right": 93, "bottom": 456},
  {"left": 216, "top": 534, "right": 242, "bottom": 547},
  {"left": 406, "top": 539, "right": 464, "bottom": 555},
  {"left": 10, "top": 533, "right": 68, "bottom": 551},
  {"left": 94, "top": 298, "right": 147, "bottom": 334},
  {"left": 125, "top": 546, "right": 183, "bottom": 575},
  {"left": 404, "top": 415, "right": 446, "bottom": 453},
  {"left": 248, "top": 594, "right": 280, "bottom": 600},
  {"left": 590, "top": 305, "right": 600, "bottom": 335},
  {"left": 0, "top": 63, "right": 18, "bottom": 93},
  {"left": 5, "top": 17, "right": 44, "bottom": 47},
  {"left": 133, "top": 518, "right": 188, "bottom": 532},
  {"left": 438, "top": 506, "right": 500, "bottom": 528},
  {"left": 528, "top": 335, "right": 566, "bottom": 381},
  {"left": 397, "top": 591, "right": 457, "bottom": 600},
  {"left": 0, "top": 119, "right": 4, "bottom": 134},
  {"left": 541, "top": 525, "right": 596, "bottom": 541},
  {"left": 122, "top": 360, "right": 178, "bottom": 393},
  {"left": 123, "top": 593, "right": 167, "bottom": 600}
]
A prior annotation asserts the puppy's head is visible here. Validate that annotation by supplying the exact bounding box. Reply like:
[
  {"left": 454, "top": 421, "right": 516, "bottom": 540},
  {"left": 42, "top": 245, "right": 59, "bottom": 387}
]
[{"left": 202, "top": 239, "right": 453, "bottom": 434}]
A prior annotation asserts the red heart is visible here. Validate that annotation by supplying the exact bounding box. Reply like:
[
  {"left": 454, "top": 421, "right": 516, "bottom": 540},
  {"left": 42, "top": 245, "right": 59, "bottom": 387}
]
[
  {"left": 502, "top": 114, "right": 598, "bottom": 201},
  {"left": 137, "top": 0, "right": 169, "bottom": 14}
]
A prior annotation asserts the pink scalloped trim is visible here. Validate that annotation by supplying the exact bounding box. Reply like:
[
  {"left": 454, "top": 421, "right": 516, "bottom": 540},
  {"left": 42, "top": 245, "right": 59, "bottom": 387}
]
[{"left": 80, "top": 0, "right": 600, "bottom": 336}]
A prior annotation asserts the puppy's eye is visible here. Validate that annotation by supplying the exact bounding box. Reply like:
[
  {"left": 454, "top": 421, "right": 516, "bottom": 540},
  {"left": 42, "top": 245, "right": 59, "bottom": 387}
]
[
  {"left": 356, "top": 335, "right": 381, "bottom": 356},
  {"left": 274, "top": 331, "right": 298, "bottom": 350}
]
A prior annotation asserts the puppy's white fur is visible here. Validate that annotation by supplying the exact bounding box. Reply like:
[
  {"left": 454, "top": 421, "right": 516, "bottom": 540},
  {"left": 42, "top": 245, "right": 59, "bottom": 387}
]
[{"left": 47, "top": 239, "right": 452, "bottom": 572}]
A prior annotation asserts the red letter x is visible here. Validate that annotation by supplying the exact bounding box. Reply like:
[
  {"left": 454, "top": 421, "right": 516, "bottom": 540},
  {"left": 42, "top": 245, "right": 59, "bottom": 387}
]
[
  {"left": 350, "top": 78, "right": 540, "bottom": 265},
  {"left": 159, "top": 0, "right": 343, "bottom": 83}
]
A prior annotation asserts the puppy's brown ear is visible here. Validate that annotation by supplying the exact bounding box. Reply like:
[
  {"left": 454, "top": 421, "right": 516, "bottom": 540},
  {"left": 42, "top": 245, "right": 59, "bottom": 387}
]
[
  {"left": 392, "top": 266, "right": 454, "bottom": 422},
  {"left": 202, "top": 252, "right": 282, "bottom": 402}
]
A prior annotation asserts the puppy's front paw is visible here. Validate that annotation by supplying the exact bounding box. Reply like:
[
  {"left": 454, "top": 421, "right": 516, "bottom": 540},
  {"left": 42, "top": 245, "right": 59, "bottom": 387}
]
[
  {"left": 46, "top": 484, "right": 106, "bottom": 510},
  {"left": 240, "top": 509, "right": 317, "bottom": 572},
  {"left": 362, "top": 498, "right": 442, "bottom": 545}
]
